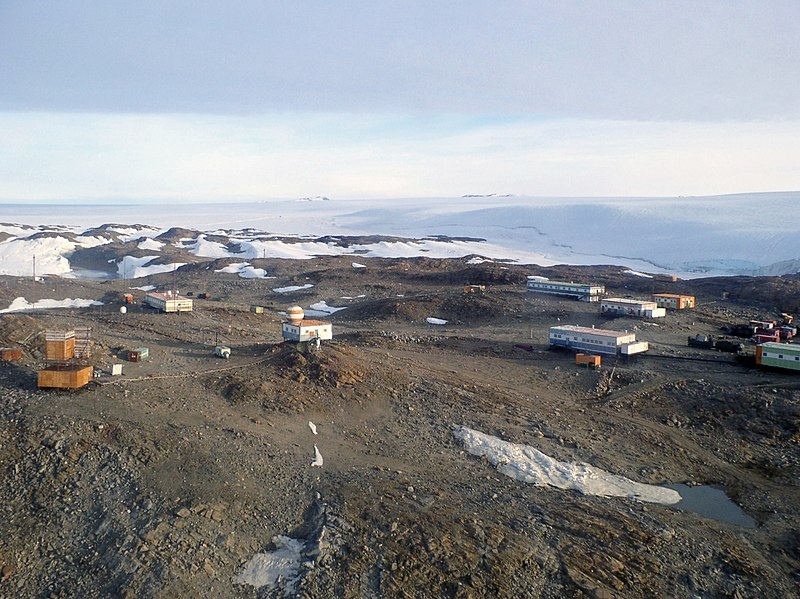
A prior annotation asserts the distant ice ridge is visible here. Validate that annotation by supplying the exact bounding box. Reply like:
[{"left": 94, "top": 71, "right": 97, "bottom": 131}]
[
  {"left": 0, "top": 192, "right": 797, "bottom": 279},
  {"left": 0, "top": 297, "right": 103, "bottom": 313}
]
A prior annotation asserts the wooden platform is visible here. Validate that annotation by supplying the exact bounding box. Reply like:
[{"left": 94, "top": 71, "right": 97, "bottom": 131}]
[{"left": 38, "top": 365, "right": 93, "bottom": 389}]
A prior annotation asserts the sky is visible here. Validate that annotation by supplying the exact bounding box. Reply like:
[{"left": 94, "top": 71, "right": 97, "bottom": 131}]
[{"left": 1, "top": 1, "right": 798, "bottom": 201}]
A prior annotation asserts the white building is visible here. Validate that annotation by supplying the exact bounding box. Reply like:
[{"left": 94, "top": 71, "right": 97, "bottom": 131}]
[
  {"left": 281, "top": 319, "right": 333, "bottom": 342},
  {"left": 600, "top": 298, "right": 665, "bottom": 318},
  {"left": 549, "top": 325, "right": 649, "bottom": 356},
  {"left": 144, "top": 291, "right": 194, "bottom": 313},
  {"left": 526, "top": 279, "right": 605, "bottom": 302}
]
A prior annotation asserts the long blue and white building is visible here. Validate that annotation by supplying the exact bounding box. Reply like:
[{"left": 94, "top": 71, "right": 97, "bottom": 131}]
[
  {"left": 527, "top": 278, "right": 605, "bottom": 302},
  {"left": 549, "top": 324, "right": 649, "bottom": 356}
]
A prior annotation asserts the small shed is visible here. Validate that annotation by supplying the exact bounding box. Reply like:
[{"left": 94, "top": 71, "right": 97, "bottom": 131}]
[
  {"left": 145, "top": 292, "right": 193, "bottom": 313},
  {"left": 128, "top": 347, "right": 150, "bottom": 362},
  {"left": 38, "top": 365, "right": 93, "bottom": 389},
  {"left": 250, "top": 305, "right": 266, "bottom": 314},
  {"left": 282, "top": 320, "right": 333, "bottom": 343}
]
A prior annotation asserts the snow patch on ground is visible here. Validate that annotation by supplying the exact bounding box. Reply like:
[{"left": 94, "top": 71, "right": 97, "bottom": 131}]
[
  {"left": 624, "top": 269, "right": 653, "bottom": 278},
  {"left": 233, "top": 536, "right": 305, "bottom": 594},
  {"left": 273, "top": 284, "right": 314, "bottom": 293},
  {"left": 454, "top": 426, "right": 681, "bottom": 505},
  {"left": 311, "top": 445, "right": 324, "bottom": 467},
  {"left": 215, "top": 262, "right": 272, "bottom": 279},
  {"left": 137, "top": 238, "right": 164, "bottom": 250},
  {"left": 0, "top": 297, "right": 104, "bottom": 313},
  {"left": 305, "top": 301, "right": 345, "bottom": 317},
  {"left": 117, "top": 256, "right": 186, "bottom": 279},
  {"left": 185, "top": 235, "right": 236, "bottom": 258},
  {"left": 352, "top": 262, "right": 366, "bottom": 268},
  {"left": 426, "top": 317, "right": 448, "bottom": 325},
  {"left": 0, "top": 236, "right": 76, "bottom": 277}
]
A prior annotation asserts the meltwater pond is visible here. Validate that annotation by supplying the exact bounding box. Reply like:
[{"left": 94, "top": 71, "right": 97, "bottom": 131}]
[{"left": 665, "top": 484, "right": 757, "bottom": 528}]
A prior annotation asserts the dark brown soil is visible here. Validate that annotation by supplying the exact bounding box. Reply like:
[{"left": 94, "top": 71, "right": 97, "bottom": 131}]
[{"left": 0, "top": 257, "right": 798, "bottom": 598}]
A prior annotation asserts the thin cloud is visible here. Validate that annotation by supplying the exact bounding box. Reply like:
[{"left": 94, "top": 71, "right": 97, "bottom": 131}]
[{"left": 1, "top": 113, "right": 798, "bottom": 200}]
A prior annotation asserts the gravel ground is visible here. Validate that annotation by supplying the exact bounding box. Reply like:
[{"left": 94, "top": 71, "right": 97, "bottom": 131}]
[{"left": 0, "top": 258, "right": 798, "bottom": 598}]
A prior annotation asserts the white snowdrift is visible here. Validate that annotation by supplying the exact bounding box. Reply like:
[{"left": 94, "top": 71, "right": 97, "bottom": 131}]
[
  {"left": 0, "top": 297, "right": 104, "bottom": 313},
  {"left": 454, "top": 426, "right": 681, "bottom": 505},
  {"left": 304, "top": 301, "right": 345, "bottom": 317},
  {"left": 185, "top": 235, "right": 235, "bottom": 258},
  {"left": 215, "top": 262, "right": 271, "bottom": 279},
  {"left": 624, "top": 269, "right": 653, "bottom": 278},
  {"left": 426, "top": 317, "right": 448, "bottom": 325},
  {"left": 273, "top": 284, "right": 314, "bottom": 293},
  {"left": 117, "top": 256, "right": 186, "bottom": 278},
  {"left": 234, "top": 536, "right": 305, "bottom": 593},
  {"left": 137, "top": 238, "right": 164, "bottom": 250},
  {"left": 311, "top": 445, "right": 324, "bottom": 467}
]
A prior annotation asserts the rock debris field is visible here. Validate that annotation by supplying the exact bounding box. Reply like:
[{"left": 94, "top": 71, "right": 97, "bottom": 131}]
[{"left": 0, "top": 257, "right": 798, "bottom": 598}]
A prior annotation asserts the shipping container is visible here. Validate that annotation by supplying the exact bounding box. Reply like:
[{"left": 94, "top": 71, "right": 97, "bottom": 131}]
[
  {"left": 575, "top": 353, "right": 601, "bottom": 367},
  {"left": 754, "top": 330, "right": 780, "bottom": 344}
]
